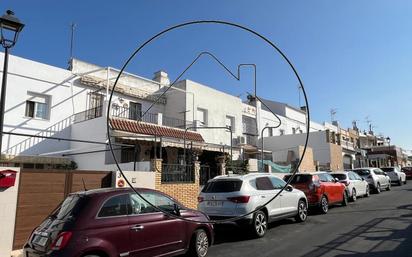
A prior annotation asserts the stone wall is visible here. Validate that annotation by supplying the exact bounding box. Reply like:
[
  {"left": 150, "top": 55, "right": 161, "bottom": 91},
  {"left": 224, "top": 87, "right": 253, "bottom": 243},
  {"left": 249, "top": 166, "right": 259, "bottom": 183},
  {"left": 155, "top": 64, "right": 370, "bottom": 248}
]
[
  {"left": 329, "top": 144, "right": 344, "bottom": 171},
  {"left": 298, "top": 146, "right": 316, "bottom": 172}
]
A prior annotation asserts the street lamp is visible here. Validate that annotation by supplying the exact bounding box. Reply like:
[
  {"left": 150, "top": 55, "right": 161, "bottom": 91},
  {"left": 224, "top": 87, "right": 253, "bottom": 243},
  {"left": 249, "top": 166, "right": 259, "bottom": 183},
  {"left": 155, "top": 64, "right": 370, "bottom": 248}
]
[
  {"left": 386, "top": 136, "right": 391, "bottom": 166},
  {"left": 0, "top": 10, "right": 24, "bottom": 157}
]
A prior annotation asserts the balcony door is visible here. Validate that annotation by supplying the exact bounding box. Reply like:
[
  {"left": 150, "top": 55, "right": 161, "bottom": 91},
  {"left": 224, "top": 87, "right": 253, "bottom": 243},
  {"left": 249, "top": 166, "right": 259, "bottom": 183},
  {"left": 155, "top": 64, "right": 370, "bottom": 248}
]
[
  {"left": 87, "top": 92, "right": 103, "bottom": 119},
  {"left": 129, "top": 102, "right": 142, "bottom": 121}
]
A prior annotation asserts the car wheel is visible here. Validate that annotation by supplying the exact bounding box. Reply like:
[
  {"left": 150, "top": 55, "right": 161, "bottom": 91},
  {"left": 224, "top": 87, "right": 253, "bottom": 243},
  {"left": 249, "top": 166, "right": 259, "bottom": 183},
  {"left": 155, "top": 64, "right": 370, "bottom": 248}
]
[
  {"left": 365, "top": 186, "right": 370, "bottom": 197},
  {"left": 341, "top": 191, "right": 348, "bottom": 206},
  {"left": 250, "top": 210, "right": 268, "bottom": 238},
  {"left": 404, "top": 179, "right": 407, "bottom": 185},
  {"left": 319, "top": 195, "right": 329, "bottom": 214},
  {"left": 295, "top": 199, "right": 308, "bottom": 223},
  {"left": 187, "top": 229, "right": 209, "bottom": 257},
  {"left": 351, "top": 188, "right": 357, "bottom": 202},
  {"left": 398, "top": 179, "right": 402, "bottom": 186},
  {"left": 386, "top": 183, "right": 391, "bottom": 191},
  {"left": 375, "top": 183, "right": 381, "bottom": 194}
]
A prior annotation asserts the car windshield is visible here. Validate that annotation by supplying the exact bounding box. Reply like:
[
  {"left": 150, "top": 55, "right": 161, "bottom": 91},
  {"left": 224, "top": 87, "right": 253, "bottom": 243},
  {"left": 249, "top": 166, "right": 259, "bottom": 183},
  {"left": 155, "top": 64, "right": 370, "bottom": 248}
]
[
  {"left": 330, "top": 174, "right": 347, "bottom": 180},
  {"left": 202, "top": 180, "right": 243, "bottom": 193},
  {"left": 284, "top": 175, "right": 312, "bottom": 184},
  {"left": 354, "top": 169, "right": 370, "bottom": 176}
]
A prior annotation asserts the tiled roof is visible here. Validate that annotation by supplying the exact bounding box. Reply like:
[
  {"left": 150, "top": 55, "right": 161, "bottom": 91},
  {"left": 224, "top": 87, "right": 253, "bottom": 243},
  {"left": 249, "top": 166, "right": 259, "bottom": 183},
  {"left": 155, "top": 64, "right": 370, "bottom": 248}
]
[{"left": 110, "top": 118, "right": 204, "bottom": 142}]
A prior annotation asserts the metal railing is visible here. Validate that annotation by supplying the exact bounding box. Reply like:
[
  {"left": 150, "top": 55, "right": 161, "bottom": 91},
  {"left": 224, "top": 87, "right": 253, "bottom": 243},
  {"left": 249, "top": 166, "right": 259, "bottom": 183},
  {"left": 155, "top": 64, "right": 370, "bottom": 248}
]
[
  {"left": 199, "top": 165, "right": 211, "bottom": 185},
  {"left": 161, "top": 164, "right": 194, "bottom": 183},
  {"left": 341, "top": 140, "right": 355, "bottom": 151},
  {"left": 162, "top": 116, "right": 193, "bottom": 130},
  {"left": 111, "top": 106, "right": 158, "bottom": 124},
  {"left": 73, "top": 105, "right": 103, "bottom": 123}
]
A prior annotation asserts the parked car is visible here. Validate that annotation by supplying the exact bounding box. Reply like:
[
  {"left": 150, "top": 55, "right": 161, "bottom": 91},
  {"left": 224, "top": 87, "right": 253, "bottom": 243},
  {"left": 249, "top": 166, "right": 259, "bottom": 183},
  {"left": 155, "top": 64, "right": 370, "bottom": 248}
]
[
  {"left": 198, "top": 173, "right": 308, "bottom": 238},
  {"left": 401, "top": 166, "right": 412, "bottom": 180},
  {"left": 352, "top": 168, "right": 391, "bottom": 193},
  {"left": 330, "top": 171, "right": 370, "bottom": 201},
  {"left": 283, "top": 172, "right": 348, "bottom": 214},
  {"left": 381, "top": 167, "right": 407, "bottom": 186},
  {"left": 24, "top": 188, "right": 214, "bottom": 257}
]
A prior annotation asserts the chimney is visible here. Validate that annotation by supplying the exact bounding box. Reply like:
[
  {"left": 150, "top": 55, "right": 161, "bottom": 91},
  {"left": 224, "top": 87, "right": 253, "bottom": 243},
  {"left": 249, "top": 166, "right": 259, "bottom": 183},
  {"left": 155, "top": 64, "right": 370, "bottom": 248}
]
[
  {"left": 300, "top": 106, "right": 307, "bottom": 113},
  {"left": 332, "top": 120, "right": 340, "bottom": 128},
  {"left": 153, "top": 70, "right": 170, "bottom": 87}
]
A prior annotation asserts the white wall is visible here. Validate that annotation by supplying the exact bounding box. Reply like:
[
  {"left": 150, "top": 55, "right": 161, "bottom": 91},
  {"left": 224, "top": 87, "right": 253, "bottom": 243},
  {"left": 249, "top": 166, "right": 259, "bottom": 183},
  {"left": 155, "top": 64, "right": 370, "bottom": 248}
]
[
  {"left": 113, "top": 170, "right": 155, "bottom": 189},
  {"left": 263, "top": 131, "right": 332, "bottom": 165},
  {"left": 0, "top": 167, "right": 20, "bottom": 257},
  {"left": 185, "top": 80, "right": 243, "bottom": 146}
]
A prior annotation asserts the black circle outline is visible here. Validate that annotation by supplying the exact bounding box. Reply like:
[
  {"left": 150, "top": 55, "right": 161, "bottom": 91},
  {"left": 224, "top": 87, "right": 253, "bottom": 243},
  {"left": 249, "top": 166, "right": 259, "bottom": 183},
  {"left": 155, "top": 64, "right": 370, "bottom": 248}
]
[{"left": 106, "top": 20, "right": 310, "bottom": 224}]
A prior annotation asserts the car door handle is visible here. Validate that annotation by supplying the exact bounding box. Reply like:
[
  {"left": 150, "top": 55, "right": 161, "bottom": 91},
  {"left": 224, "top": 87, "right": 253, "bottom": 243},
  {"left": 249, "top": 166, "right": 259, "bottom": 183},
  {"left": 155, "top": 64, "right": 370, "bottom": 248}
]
[{"left": 130, "top": 225, "right": 144, "bottom": 231}]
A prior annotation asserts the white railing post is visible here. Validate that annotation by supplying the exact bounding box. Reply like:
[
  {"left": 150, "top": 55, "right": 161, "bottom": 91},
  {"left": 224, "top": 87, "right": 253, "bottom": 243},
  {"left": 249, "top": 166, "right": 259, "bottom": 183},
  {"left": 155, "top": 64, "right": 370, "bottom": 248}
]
[{"left": 157, "top": 113, "right": 163, "bottom": 126}]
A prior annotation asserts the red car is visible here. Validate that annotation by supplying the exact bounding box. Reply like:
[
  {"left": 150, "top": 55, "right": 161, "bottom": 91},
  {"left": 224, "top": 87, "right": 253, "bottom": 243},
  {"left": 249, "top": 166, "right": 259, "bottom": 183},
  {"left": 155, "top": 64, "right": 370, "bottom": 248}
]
[
  {"left": 401, "top": 167, "right": 412, "bottom": 180},
  {"left": 23, "top": 188, "right": 214, "bottom": 257},
  {"left": 284, "top": 172, "right": 348, "bottom": 214}
]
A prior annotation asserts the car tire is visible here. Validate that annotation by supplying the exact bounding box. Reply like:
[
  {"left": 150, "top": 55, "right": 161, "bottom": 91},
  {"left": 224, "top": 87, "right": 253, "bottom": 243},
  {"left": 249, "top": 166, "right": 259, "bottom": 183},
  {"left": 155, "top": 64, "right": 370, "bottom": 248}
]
[
  {"left": 295, "top": 199, "right": 308, "bottom": 223},
  {"left": 250, "top": 210, "right": 268, "bottom": 238},
  {"left": 404, "top": 179, "right": 407, "bottom": 185},
  {"left": 398, "top": 179, "right": 402, "bottom": 186},
  {"left": 386, "top": 183, "right": 391, "bottom": 191},
  {"left": 319, "top": 195, "right": 329, "bottom": 214},
  {"left": 375, "top": 183, "right": 381, "bottom": 194},
  {"left": 351, "top": 188, "right": 357, "bottom": 202},
  {"left": 365, "top": 186, "right": 370, "bottom": 197},
  {"left": 187, "top": 229, "right": 209, "bottom": 257},
  {"left": 341, "top": 191, "right": 348, "bottom": 206}
]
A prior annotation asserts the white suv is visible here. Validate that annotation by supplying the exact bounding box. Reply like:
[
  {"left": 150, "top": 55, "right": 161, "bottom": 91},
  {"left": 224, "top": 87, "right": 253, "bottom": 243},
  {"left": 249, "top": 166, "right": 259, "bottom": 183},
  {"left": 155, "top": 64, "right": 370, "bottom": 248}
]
[
  {"left": 198, "top": 173, "right": 308, "bottom": 238},
  {"left": 380, "top": 167, "right": 406, "bottom": 186}
]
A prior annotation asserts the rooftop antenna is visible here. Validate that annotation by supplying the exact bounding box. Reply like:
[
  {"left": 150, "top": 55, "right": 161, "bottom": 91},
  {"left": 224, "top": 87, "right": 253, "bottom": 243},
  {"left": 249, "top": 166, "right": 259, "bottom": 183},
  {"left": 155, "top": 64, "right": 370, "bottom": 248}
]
[
  {"left": 330, "top": 108, "right": 337, "bottom": 122},
  {"left": 365, "top": 116, "right": 372, "bottom": 132},
  {"left": 298, "top": 84, "right": 302, "bottom": 107},
  {"left": 68, "top": 22, "right": 76, "bottom": 69}
]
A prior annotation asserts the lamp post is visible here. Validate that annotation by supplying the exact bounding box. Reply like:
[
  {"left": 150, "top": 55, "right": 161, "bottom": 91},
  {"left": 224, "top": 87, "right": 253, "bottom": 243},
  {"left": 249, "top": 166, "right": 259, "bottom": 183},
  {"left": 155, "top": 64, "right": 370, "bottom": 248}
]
[
  {"left": 386, "top": 136, "right": 391, "bottom": 167},
  {"left": 0, "top": 10, "right": 24, "bottom": 157}
]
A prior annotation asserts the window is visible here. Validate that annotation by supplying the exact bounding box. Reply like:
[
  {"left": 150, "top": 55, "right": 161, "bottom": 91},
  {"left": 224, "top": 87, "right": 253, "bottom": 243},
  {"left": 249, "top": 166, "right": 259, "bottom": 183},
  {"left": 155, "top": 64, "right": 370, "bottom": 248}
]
[
  {"left": 226, "top": 115, "right": 235, "bottom": 131},
  {"left": 98, "top": 194, "right": 129, "bottom": 218},
  {"left": 270, "top": 176, "right": 286, "bottom": 189},
  {"left": 202, "top": 180, "right": 243, "bottom": 193},
  {"left": 25, "top": 93, "right": 50, "bottom": 119},
  {"left": 197, "top": 108, "right": 208, "bottom": 127},
  {"left": 319, "top": 173, "right": 334, "bottom": 182},
  {"left": 255, "top": 177, "right": 275, "bottom": 190},
  {"left": 130, "top": 192, "right": 178, "bottom": 214},
  {"left": 348, "top": 172, "right": 357, "bottom": 181},
  {"left": 279, "top": 129, "right": 285, "bottom": 136},
  {"left": 120, "top": 145, "right": 139, "bottom": 163}
]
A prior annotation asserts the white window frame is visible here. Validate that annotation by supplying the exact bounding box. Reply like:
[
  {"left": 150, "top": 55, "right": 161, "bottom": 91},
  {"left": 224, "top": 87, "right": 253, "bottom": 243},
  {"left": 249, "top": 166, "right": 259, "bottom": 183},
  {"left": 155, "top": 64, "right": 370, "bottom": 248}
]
[
  {"left": 197, "top": 108, "right": 208, "bottom": 127},
  {"left": 225, "top": 115, "right": 235, "bottom": 131},
  {"left": 25, "top": 92, "right": 51, "bottom": 120}
]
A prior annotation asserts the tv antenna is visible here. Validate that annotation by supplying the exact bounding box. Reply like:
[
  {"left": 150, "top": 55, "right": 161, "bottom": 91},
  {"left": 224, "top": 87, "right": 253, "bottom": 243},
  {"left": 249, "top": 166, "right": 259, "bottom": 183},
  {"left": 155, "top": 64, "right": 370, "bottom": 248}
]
[{"left": 330, "top": 108, "right": 337, "bottom": 122}]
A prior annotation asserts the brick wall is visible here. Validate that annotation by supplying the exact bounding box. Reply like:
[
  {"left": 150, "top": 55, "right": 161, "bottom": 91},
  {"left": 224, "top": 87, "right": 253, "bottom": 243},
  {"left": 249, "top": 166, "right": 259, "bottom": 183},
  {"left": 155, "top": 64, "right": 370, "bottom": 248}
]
[
  {"left": 298, "top": 146, "right": 316, "bottom": 172},
  {"left": 152, "top": 159, "right": 200, "bottom": 209}
]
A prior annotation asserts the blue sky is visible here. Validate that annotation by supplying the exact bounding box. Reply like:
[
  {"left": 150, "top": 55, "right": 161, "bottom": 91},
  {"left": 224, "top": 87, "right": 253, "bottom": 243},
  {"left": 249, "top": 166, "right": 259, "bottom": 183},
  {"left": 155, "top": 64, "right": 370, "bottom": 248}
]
[{"left": 1, "top": 0, "right": 412, "bottom": 149}]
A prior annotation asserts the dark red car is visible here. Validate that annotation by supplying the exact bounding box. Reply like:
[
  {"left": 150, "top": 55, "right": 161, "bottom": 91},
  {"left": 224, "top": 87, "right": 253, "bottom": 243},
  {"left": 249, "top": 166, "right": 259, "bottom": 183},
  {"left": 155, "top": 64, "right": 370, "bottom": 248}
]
[
  {"left": 284, "top": 172, "right": 348, "bottom": 214},
  {"left": 23, "top": 188, "right": 214, "bottom": 257},
  {"left": 401, "top": 167, "right": 412, "bottom": 180}
]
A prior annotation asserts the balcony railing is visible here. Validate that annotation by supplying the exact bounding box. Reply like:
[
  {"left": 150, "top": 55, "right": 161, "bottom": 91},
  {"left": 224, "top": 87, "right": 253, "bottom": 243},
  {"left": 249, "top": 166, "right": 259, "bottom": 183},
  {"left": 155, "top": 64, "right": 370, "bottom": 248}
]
[
  {"left": 161, "top": 164, "right": 194, "bottom": 183},
  {"left": 341, "top": 140, "right": 355, "bottom": 151},
  {"left": 162, "top": 116, "right": 193, "bottom": 130},
  {"left": 74, "top": 105, "right": 103, "bottom": 123},
  {"left": 111, "top": 106, "right": 158, "bottom": 124}
]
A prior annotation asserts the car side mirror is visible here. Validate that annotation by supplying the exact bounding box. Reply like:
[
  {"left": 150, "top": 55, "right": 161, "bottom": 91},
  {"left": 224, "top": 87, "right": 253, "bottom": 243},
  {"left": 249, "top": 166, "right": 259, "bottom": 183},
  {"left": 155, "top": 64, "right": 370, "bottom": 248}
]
[
  {"left": 285, "top": 185, "right": 293, "bottom": 192},
  {"left": 383, "top": 172, "right": 388, "bottom": 176},
  {"left": 361, "top": 178, "right": 365, "bottom": 181},
  {"left": 333, "top": 178, "right": 339, "bottom": 183},
  {"left": 173, "top": 204, "right": 181, "bottom": 216}
]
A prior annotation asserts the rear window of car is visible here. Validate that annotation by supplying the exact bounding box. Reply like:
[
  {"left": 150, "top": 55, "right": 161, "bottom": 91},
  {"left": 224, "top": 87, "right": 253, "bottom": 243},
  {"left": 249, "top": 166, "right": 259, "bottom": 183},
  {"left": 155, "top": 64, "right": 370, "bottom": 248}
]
[
  {"left": 353, "top": 169, "right": 370, "bottom": 176},
  {"left": 284, "top": 175, "right": 312, "bottom": 184},
  {"left": 380, "top": 168, "right": 394, "bottom": 172},
  {"left": 51, "top": 194, "right": 82, "bottom": 220},
  {"left": 202, "top": 180, "right": 243, "bottom": 193},
  {"left": 330, "top": 174, "right": 347, "bottom": 180},
  {"left": 402, "top": 167, "right": 412, "bottom": 172}
]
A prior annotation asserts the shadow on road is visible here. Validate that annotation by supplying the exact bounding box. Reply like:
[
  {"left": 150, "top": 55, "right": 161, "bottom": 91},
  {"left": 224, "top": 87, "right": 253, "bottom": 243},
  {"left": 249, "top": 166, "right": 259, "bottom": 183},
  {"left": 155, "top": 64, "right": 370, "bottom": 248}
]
[
  {"left": 213, "top": 219, "right": 296, "bottom": 245},
  {"left": 300, "top": 204, "right": 412, "bottom": 257}
]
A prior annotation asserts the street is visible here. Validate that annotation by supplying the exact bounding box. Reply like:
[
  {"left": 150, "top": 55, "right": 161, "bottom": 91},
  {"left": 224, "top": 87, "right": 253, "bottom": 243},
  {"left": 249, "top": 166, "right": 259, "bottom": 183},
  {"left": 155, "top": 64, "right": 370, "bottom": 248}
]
[{"left": 207, "top": 182, "right": 412, "bottom": 257}]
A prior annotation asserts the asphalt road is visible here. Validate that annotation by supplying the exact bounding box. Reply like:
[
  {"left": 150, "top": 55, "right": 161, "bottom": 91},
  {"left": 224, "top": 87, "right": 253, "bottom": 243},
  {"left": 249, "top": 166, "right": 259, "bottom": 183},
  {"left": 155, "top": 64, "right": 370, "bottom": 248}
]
[{"left": 207, "top": 181, "right": 412, "bottom": 257}]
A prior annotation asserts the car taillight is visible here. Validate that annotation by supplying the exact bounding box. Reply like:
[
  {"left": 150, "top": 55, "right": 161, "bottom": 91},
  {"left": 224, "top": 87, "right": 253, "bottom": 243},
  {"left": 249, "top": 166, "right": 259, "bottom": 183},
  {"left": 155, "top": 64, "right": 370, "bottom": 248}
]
[
  {"left": 227, "top": 196, "right": 250, "bottom": 203},
  {"left": 50, "top": 232, "right": 72, "bottom": 250},
  {"left": 197, "top": 196, "right": 204, "bottom": 203}
]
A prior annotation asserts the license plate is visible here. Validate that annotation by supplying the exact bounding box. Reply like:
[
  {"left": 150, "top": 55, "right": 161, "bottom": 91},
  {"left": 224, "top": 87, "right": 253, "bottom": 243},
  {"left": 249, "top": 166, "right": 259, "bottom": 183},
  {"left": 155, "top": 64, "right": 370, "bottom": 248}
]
[
  {"left": 33, "top": 235, "right": 48, "bottom": 247},
  {"left": 206, "top": 201, "right": 223, "bottom": 207}
]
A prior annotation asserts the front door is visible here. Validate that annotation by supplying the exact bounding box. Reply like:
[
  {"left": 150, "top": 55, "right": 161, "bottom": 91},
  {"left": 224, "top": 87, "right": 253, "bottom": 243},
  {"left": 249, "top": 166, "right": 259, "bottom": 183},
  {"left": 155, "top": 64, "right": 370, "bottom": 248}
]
[
  {"left": 128, "top": 192, "right": 185, "bottom": 257},
  {"left": 255, "top": 176, "right": 281, "bottom": 217}
]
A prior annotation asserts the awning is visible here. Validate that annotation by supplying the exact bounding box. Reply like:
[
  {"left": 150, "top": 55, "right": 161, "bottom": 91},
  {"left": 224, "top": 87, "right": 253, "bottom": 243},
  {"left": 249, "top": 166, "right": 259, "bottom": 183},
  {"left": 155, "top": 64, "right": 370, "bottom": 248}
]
[{"left": 110, "top": 118, "right": 204, "bottom": 142}]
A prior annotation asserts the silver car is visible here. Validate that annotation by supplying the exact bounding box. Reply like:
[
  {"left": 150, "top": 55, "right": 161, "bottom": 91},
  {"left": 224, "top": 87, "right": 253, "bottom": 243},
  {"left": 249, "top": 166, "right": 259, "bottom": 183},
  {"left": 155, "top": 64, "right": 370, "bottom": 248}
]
[
  {"left": 352, "top": 168, "right": 391, "bottom": 193},
  {"left": 330, "top": 171, "right": 370, "bottom": 201},
  {"left": 380, "top": 167, "right": 406, "bottom": 186}
]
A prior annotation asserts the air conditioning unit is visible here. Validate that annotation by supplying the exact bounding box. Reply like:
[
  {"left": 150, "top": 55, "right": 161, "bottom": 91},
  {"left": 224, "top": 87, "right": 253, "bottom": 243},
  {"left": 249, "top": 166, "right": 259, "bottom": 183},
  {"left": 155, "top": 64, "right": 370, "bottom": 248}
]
[{"left": 237, "top": 136, "right": 246, "bottom": 145}]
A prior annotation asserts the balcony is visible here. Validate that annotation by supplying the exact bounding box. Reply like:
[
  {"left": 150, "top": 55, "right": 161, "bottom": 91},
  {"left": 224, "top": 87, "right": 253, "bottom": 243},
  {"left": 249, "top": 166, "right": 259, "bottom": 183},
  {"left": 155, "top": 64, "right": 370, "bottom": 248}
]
[
  {"left": 111, "top": 106, "right": 193, "bottom": 130},
  {"left": 341, "top": 140, "right": 355, "bottom": 151}
]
